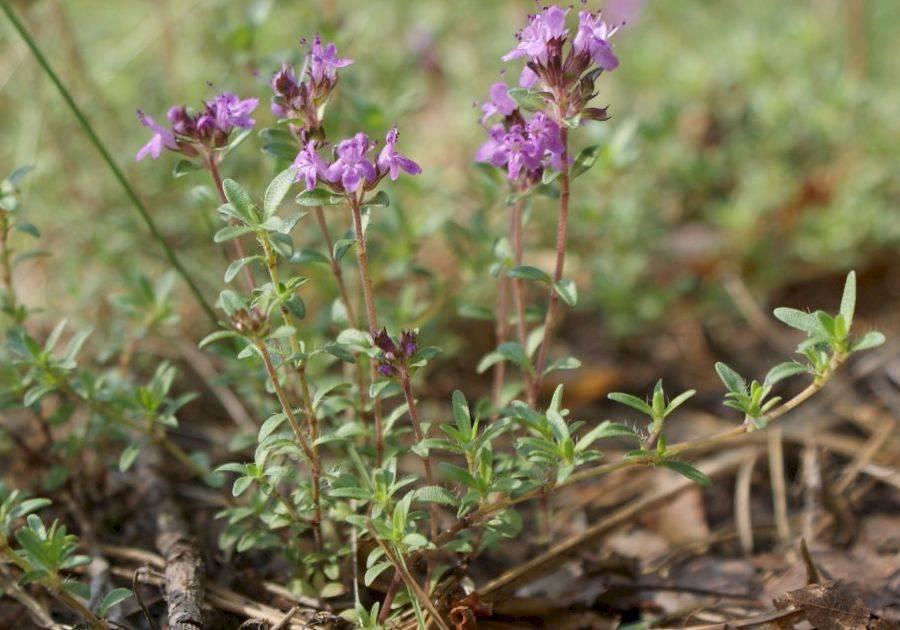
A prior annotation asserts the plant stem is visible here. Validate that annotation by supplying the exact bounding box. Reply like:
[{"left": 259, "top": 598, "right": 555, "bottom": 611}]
[
  {"left": 378, "top": 570, "right": 403, "bottom": 624},
  {"left": 312, "top": 206, "right": 358, "bottom": 328},
  {"left": 491, "top": 275, "right": 510, "bottom": 407},
  {"left": 509, "top": 197, "right": 534, "bottom": 402},
  {"left": 531, "top": 126, "right": 570, "bottom": 401},
  {"left": 349, "top": 197, "right": 384, "bottom": 464},
  {"left": 255, "top": 340, "right": 315, "bottom": 464},
  {"left": 208, "top": 156, "right": 257, "bottom": 291},
  {"left": 259, "top": 233, "right": 324, "bottom": 546},
  {"left": 312, "top": 205, "right": 370, "bottom": 424},
  {"left": 399, "top": 367, "right": 439, "bottom": 542},
  {"left": 0, "top": 216, "right": 15, "bottom": 311},
  {"left": 0, "top": 1, "right": 216, "bottom": 324}
]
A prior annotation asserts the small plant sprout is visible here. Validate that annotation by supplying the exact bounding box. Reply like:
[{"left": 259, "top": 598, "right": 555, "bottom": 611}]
[{"left": 609, "top": 380, "right": 696, "bottom": 449}]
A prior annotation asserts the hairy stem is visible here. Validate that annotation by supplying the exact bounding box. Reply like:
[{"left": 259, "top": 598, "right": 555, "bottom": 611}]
[
  {"left": 399, "top": 367, "right": 439, "bottom": 542},
  {"left": 255, "top": 340, "right": 314, "bottom": 464},
  {"left": 531, "top": 126, "right": 570, "bottom": 401},
  {"left": 0, "top": 215, "right": 17, "bottom": 317},
  {"left": 349, "top": 198, "right": 384, "bottom": 464},
  {"left": 0, "top": 1, "right": 216, "bottom": 324}
]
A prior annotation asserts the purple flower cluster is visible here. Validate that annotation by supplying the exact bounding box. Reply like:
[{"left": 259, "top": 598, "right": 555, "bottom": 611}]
[
  {"left": 373, "top": 329, "right": 418, "bottom": 378},
  {"left": 270, "top": 35, "right": 353, "bottom": 134},
  {"left": 501, "top": 4, "right": 621, "bottom": 121},
  {"left": 136, "top": 92, "right": 259, "bottom": 162},
  {"left": 475, "top": 83, "right": 565, "bottom": 182},
  {"left": 292, "top": 125, "right": 421, "bottom": 193}
]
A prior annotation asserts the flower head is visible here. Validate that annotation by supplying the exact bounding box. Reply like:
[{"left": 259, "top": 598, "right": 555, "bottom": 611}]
[
  {"left": 309, "top": 34, "right": 353, "bottom": 84},
  {"left": 502, "top": 5, "right": 569, "bottom": 64},
  {"left": 207, "top": 92, "right": 259, "bottom": 133},
  {"left": 481, "top": 82, "right": 518, "bottom": 123},
  {"left": 325, "top": 133, "right": 377, "bottom": 192},
  {"left": 292, "top": 141, "right": 327, "bottom": 191},
  {"left": 377, "top": 125, "right": 422, "bottom": 181},
  {"left": 573, "top": 10, "right": 619, "bottom": 71},
  {"left": 373, "top": 328, "right": 419, "bottom": 378},
  {"left": 135, "top": 111, "right": 178, "bottom": 161}
]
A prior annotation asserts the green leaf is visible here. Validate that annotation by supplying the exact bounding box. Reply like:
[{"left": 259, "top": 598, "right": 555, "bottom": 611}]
[
  {"left": 364, "top": 561, "right": 392, "bottom": 587},
  {"left": 413, "top": 486, "right": 457, "bottom": 506},
  {"left": 764, "top": 362, "right": 808, "bottom": 386},
  {"left": 259, "top": 414, "right": 287, "bottom": 441},
  {"left": 507, "top": 265, "right": 551, "bottom": 283},
  {"left": 572, "top": 144, "right": 603, "bottom": 178},
  {"left": 361, "top": 191, "right": 390, "bottom": 208},
  {"left": 840, "top": 271, "right": 856, "bottom": 330},
  {"left": 773, "top": 307, "right": 819, "bottom": 334},
  {"left": 507, "top": 87, "right": 546, "bottom": 112},
  {"left": 214, "top": 225, "right": 255, "bottom": 243},
  {"left": 225, "top": 256, "right": 259, "bottom": 283},
  {"left": 450, "top": 390, "right": 471, "bottom": 435},
  {"left": 14, "top": 222, "right": 40, "bottom": 238},
  {"left": 118, "top": 445, "right": 141, "bottom": 472},
  {"left": 263, "top": 168, "right": 297, "bottom": 218},
  {"left": 322, "top": 343, "right": 355, "bottom": 363},
  {"left": 715, "top": 362, "right": 746, "bottom": 396},
  {"left": 291, "top": 248, "right": 330, "bottom": 265},
  {"left": 664, "top": 389, "right": 696, "bottom": 416},
  {"left": 295, "top": 188, "right": 344, "bottom": 206},
  {"left": 172, "top": 159, "right": 201, "bottom": 178},
  {"left": 576, "top": 421, "right": 637, "bottom": 451},
  {"left": 99, "top": 588, "right": 133, "bottom": 615},
  {"left": 544, "top": 356, "right": 582, "bottom": 374},
  {"left": 852, "top": 330, "right": 885, "bottom": 353},
  {"left": 222, "top": 179, "right": 257, "bottom": 224},
  {"left": 497, "top": 342, "right": 534, "bottom": 375},
  {"left": 607, "top": 392, "right": 653, "bottom": 417},
  {"left": 333, "top": 238, "right": 355, "bottom": 261},
  {"left": 554, "top": 279, "right": 577, "bottom": 307},
  {"left": 659, "top": 460, "right": 711, "bottom": 486},
  {"left": 198, "top": 330, "right": 239, "bottom": 348},
  {"left": 232, "top": 476, "right": 253, "bottom": 497}
]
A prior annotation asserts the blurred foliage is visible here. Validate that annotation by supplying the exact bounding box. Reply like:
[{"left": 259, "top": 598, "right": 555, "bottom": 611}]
[{"left": 1, "top": 0, "right": 897, "bottom": 344}]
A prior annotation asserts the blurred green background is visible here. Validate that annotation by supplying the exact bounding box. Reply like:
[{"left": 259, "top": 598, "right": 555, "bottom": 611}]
[{"left": 2, "top": 0, "right": 898, "bottom": 351}]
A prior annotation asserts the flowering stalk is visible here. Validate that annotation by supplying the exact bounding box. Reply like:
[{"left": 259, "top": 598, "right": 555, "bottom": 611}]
[
  {"left": 531, "top": 126, "right": 570, "bottom": 399},
  {"left": 348, "top": 197, "right": 386, "bottom": 463}
]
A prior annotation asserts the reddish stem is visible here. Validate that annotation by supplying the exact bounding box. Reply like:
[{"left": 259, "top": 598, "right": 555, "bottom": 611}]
[{"left": 531, "top": 126, "right": 570, "bottom": 401}]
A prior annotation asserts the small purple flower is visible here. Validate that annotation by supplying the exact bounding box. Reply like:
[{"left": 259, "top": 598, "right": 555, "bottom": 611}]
[
  {"left": 270, "top": 64, "right": 301, "bottom": 118},
  {"left": 488, "top": 126, "right": 542, "bottom": 181},
  {"left": 208, "top": 92, "right": 259, "bottom": 132},
  {"left": 373, "top": 328, "right": 419, "bottom": 378},
  {"left": 292, "top": 141, "right": 327, "bottom": 191},
  {"left": 475, "top": 125, "right": 505, "bottom": 164},
  {"left": 502, "top": 5, "right": 569, "bottom": 64},
  {"left": 573, "top": 11, "right": 619, "bottom": 71},
  {"left": 526, "top": 112, "right": 565, "bottom": 168},
  {"left": 326, "top": 133, "right": 377, "bottom": 192},
  {"left": 135, "top": 111, "right": 178, "bottom": 161},
  {"left": 309, "top": 34, "right": 353, "bottom": 84},
  {"left": 518, "top": 65, "right": 540, "bottom": 88},
  {"left": 481, "top": 82, "right": 518, "bottom": 123},
  {"left": 377, "top": 125, "right": 422, "bottom": 181}
]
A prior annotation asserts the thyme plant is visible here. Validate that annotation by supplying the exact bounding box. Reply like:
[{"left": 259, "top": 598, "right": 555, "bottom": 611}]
[{"left": 0, "top": 3, "right": 887, "bottom": 629}]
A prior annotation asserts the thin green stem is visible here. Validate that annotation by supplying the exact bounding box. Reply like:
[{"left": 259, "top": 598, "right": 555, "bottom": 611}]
[
  {"left": 0, "top": 214, "right": 17, "bottom": 317},
  {"left": 0, "top": 1, "right": 216, "bottom": 324}
]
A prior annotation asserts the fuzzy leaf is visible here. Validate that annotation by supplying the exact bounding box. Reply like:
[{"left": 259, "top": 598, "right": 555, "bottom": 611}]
[
  {"left": 840, "top": 271, "right": 856, "bottom": 330},
  {"left": 607, "top": 392, "right": 653, "bottom": 417},
  {"left": 852, "top": 331, "right": 885, "bottom": 353},
  {"left": 764, "top": 362, "right": 808, "bottom": 386},
  {"left": 715, "top": 362, "right": 746, "bottom": 396},
  {"left": 99, "top": 588, "right": 133, "bottom": 615},
  {"left": 659, "top": 460, "right": 711, "bottom": 486},
  {"left": 263, "top": 168, "right": 297, "bottom": 218}
]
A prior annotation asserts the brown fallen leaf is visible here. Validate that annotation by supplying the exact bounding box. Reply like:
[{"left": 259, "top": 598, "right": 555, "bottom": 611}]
[{"left": 773, "top": 580, "right": 894, "bottom": 630}]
